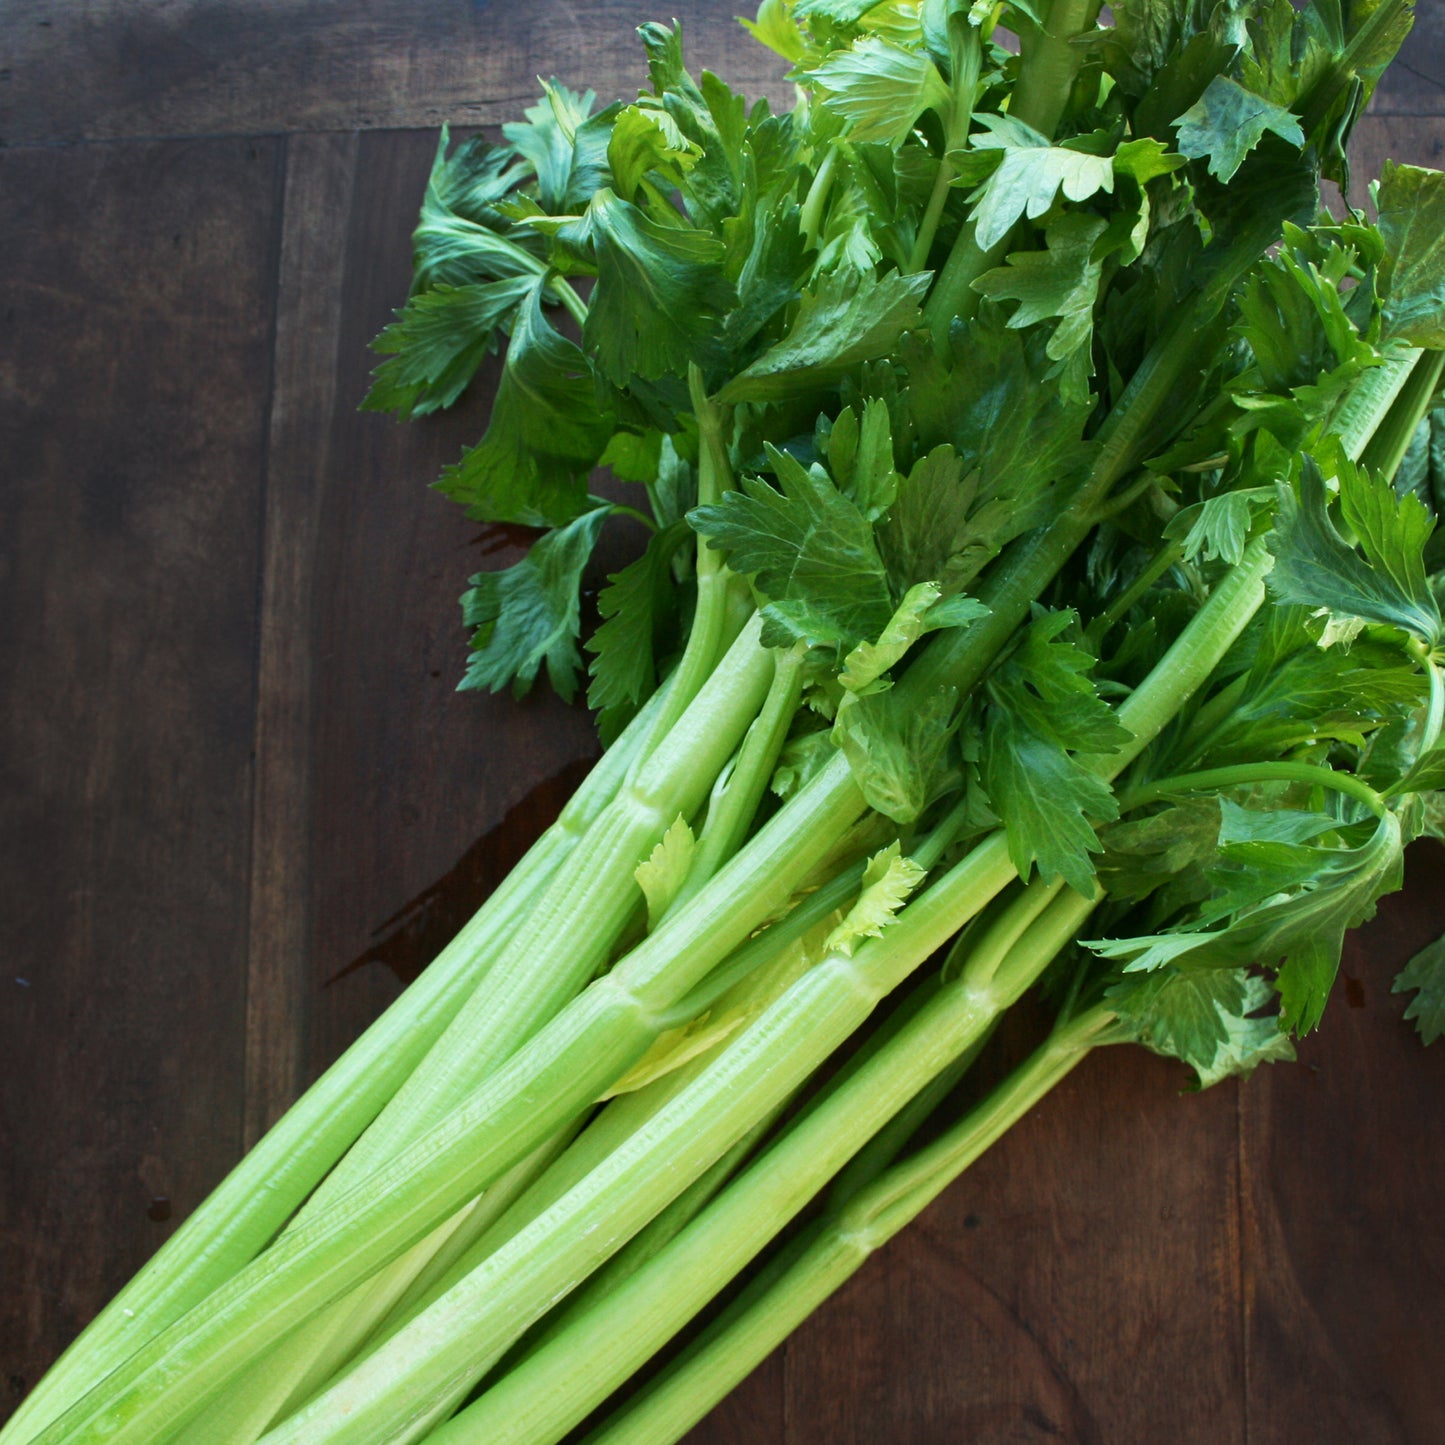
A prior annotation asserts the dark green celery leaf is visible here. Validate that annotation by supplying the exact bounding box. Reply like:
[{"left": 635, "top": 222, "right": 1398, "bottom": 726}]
[
  {"left": 989, "top": 610, "right": 1133, "bottom": 755},
  {"left": 721, "top": 192, "right": 809, "bottom": 353},
  {"left": 839, "top": 583, "right": 989, "bottom": 693},
  {"left": 690, "top": 443, "right": 894, "bottom": 649},
  {"left": 983, "top": 707, "right": 1120, "bottom": 896},
  {"left": 1100, "top": 0, "right": 1219, "bottom": 101},
  {"left": 636, "top": 24, "right": 749, "bottom": 230},
  {"left": 1095, "top": 810, "right": 1405, "bottom": 1034},
  {"left": 1108, "top": 969, "right": 1294, "bottom": 1088},
  {"left": 1282, "top": 0, "right": 1416, "bottom": 173},
  {"left": 1395, "top": 400, "right": 1445, "bottom": 546},
  {"left": 740, "top": 0, "right": 808, "bottom": 65},
  {"left": 651, "top": 434, "right": 699, "bottom": 530},
  {"left": 586, "top": 519, "right": 693, "bottom": 743},
  {"left": 460, "top": 505, "right": 613, "bottom": 700},
  {"left": 412, "top": 132, "right": 544, "bottom": 293},
  {"left": 1390, "top": 745, "right": 1445, "bottom": 798},
  {"left": 583, "top": 189, "right": 735, "bottom": 385},
  {"left": 893, "top": 318, "right": 1094, "bottom": 575},
  {"left": 502, "top": 82, "right": 617, "bottom": 214},
  {"left": 437, "top": 279, "right": 613, "bottom": 527},
  {"left": 1095, "top": 798, "right": 1221, "bottom": 906},
  {"left": 876, "top": 444, "right": 986, "bottom": 595},
  {"left": 794, "top": 0, "right": 895, "bottom": 23},
  {"left": 718, "top": 266, "right": 931, "bottom": 404},
  {"left": 1236, "top": 0, "right": 1340, "bottom": 120},
  {"left": 831, "top": 683, "right": 959, "bottom": 823},
  {"left": 981, "top": 608, "right": 1127, "bottom": 895},
  {"left": 1165, "top": 488, "right": 1276, "bottom": 566},
  {"left": 1210, "top": 810, "right": 1404, "bottom": 1032},
  {"left": 363, "top": 276, "right": 535, "bottom": 417},
  {"left": 598, "top": 429, "right": 664, "bottom": 485},
  {"left": 1393, "top": 933, "right": 1445, "bottom": 1045},
  {"left": 807, "top": 34, "right": 951, "bottom": 147},
  {"left": 826, "top": 398, "right": 900, "bottom": 521},
  {"left": 972, "top": 213, "right": 1108, "bottom": 406},
  {"left": 1193, "top": 638, "right": 1423, "bottom": 767},
  {"left": 954, "top": 115, "right": 1117, "bottom": 252},
  {"left": 1376, "top": 162, "right": 1445, "bottom": 350},
  {"left": 1269, "top": 455, "right": 1441, "bottom": 646},
  {"left": 1173, "top": 75, "right": 1306, "bottom": 184},
  {"left": 425, "top": 129, "right": 531, "bottom": 225},
  {"left": 1231, "top": 225, "right": 1380, "bottom": 399}
]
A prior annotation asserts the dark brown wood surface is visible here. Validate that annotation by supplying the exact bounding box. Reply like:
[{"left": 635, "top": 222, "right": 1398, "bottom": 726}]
[{"left": 2, "top": 4, "right": 1442, "bottom": 1441}]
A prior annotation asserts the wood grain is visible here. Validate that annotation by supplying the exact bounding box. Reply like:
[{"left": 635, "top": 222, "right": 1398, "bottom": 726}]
[
  {"left": 784, "top": 1035, "right": 1248, "bottom": 1443},
  {"left": 2, "top": 3, "right": 1444, "bottom": 1441},
  {"left": 244, "top": 130, "right": 361, "bottom": 1148},
  {"left": 300, "top": 125, "right": 605, "bottom": 1081},
  {"left": 0, "top": 0, "right": 793, "bottom": 145},
  {"left": 1371, "top": 1, "right": 1445, "bottom": 118},
  {"left": 1241, "top": 845, "right": 1445, "bottom": 1445},
  {"left": 0, "top": 135, "right": 280, "bottom": 1410}
]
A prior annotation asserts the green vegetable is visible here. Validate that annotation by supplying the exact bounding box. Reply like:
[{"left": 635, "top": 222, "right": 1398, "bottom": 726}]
[{"left": 8, "top": 1, "right": 1443, "bottom": 1442}]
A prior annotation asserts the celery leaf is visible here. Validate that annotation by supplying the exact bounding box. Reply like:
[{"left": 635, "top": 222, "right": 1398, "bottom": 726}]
[
  {"left": 1173, "top": 75, "right": 1304, "bottom": 184},
  {"left": 460, "top": 505, "right": 612, "bottom": 700},
  {"left": 437, "top": 278, "right": 613, "bottom": 526},
  {"left": 363, "top": 277, "right": 534, "bottom": 417},
  {"left": 718, "top": 266, "right": 930, "bottom": 403},
  {"left": 1393, "top": 934, "right": 1445, "bottom": 1045},
  {"left": 587, "top": 520, "right": 693, "bottom": 744},
  {"left": 691, "top": 443, "right": 895, "bottom": 650},
  {"left": 584, "top": 189, "right": 735, "bottom": 384}
]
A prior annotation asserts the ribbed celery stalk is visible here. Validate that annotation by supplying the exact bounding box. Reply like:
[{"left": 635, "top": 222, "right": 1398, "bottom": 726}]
[{"left": 0, "top": 681, "right": 661, "bottom": 1445}]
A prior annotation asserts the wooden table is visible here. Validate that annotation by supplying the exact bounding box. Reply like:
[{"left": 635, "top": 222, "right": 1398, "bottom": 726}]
[{"left": 3, "top": 4, "right": 1442, "bottom": 1439}]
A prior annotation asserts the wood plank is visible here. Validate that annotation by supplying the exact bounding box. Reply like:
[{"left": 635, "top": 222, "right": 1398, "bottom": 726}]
[
  {"left": 1240, "top": 843, "right": 1445, "bottom": 1445},
  {"left": 3, "top": 4, "right": 1444, "bottom": 1438},
  {"left": 301, "top": 126, "right": 605, "bottom": 1079},
  {"left": 244, "top": 131, "right": 360, "bottom": 1148},
  {"left": 783, "top": 1041, "right": 1246, "bottom": 1442},
  {"left": 3, "top": 0, "right": 1437, "bottom": 144},
  {"left": 0, "top": 0, "right": 794, "bottom": 145},
  {"left": 0, "top": 136, "right": 280, "bottom": 1417},
  {"left": 1370, "top": 3, "right": 1445, "bottom": 118}
]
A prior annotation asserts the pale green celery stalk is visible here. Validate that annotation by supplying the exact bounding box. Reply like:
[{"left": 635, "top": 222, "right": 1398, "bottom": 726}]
[
  {"left": 286, "top": 836, "right": 963, "bottom": 1438},
  {"left": 299, "top": 613, "right": 776, "bottom": 1217},
  {"left": 397, "top": 518, "right": 1291, "bottom": 1445},
  {"left": 1009, "top": 0, "right": 1101, "bottom": 143},
  {"left": 624, "top": 369, "right": 746, "bottom": 775},
  {"left": 0, "top": 682, "right": 662, "bottom": 1445},
  {"left": 674, "top": 640, "right": 808, "bottom": 906},
  {"left": 433, "top": 886, "right": 1090, "bottom": 1445},
  {"left": 1358, "top": 348, "right": 1445, "bottom": 484},
  {"left": 1122, "top": 760, "right": 1388, "bottom": 818},
  {"left": 181, "top": 1119, "right": 592, "bottom": 1445},
  {"left": 144, "top": 616, "right": 779, "bottom": 1445},
  {"left": 204, "top": 424, "right": 761, "bottom": 1441},
  {"left": 28, "top": 742, "right": 866, "bottom": 1445},
  {"left": 367, "top": 1068, "right": 804, "bottom": 1444},
  {"left": 253, "top": 837, "right": 1025, "bottom": 1445},
  {"left": 348, "top": 891, "right": 835, "bottom": 1369},
  {"left": 798, "top": 145, "right": 838, "bottom": 250},
  {"left": 584, "top": 1000, "right": 1118, "bottom": 1445},
  {"left": 433, "top": 986, "right": 1007, "bottom": 1445}
]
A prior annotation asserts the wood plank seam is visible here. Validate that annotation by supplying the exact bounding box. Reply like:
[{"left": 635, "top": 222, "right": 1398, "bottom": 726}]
[{"left": 243, "top": 130, "right": 361, "bottom": 1150}]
